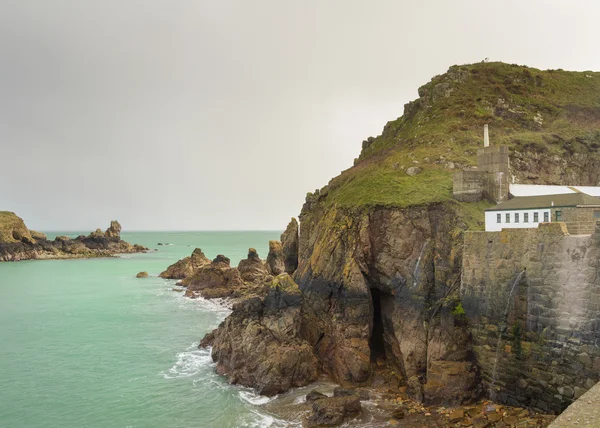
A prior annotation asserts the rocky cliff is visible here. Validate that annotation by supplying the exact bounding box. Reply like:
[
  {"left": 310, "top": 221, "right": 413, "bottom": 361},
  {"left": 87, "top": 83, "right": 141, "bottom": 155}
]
[
  {"left": 199, "top": 62, "right": 600, "bottom": 412},
  {"left": 0, "top": 212, "right": 148, "bottom": 261}
]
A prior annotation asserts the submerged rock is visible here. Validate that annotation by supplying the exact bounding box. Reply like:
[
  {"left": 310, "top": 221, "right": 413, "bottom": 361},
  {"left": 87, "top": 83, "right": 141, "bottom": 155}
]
[{"left": 136, "top": 271, "right": 149, "bottom": 278}]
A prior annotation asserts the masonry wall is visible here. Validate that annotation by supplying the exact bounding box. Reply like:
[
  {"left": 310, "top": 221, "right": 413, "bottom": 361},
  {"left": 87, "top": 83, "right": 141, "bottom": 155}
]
[
  {"left": 461, "top": 223, "right": 600, "bottom": 413},
  {"left": 552, "top": 207, "right": 600, "bottom": 235}
]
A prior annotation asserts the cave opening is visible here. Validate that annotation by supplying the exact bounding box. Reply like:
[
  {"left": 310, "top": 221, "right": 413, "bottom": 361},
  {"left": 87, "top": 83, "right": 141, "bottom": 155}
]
[{"left": 369, "top": 288, "right": 389, "bottom": 361}]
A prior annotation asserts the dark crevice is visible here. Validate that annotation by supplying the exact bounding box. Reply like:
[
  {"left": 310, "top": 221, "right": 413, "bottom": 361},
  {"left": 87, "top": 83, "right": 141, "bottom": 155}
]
[{"left": 369, "top": 288, "right": 391, "bottom": 361}]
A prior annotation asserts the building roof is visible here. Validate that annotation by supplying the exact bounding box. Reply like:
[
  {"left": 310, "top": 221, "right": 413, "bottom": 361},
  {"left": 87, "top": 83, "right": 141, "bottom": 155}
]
[
  {"left": 486, "top": 192, "right": 600, "bottom": 211},
  {"left": 509, "top": 184, "right": 600, "bottom": 197}
]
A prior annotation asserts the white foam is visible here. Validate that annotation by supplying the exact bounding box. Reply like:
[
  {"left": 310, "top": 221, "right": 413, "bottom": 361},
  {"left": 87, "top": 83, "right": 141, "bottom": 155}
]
[
  {"left": 161, "top": 344, "right": 212, "bottom": 379},
  {"left": 239, "top": 389, "right": 276, "bottom": 405}
]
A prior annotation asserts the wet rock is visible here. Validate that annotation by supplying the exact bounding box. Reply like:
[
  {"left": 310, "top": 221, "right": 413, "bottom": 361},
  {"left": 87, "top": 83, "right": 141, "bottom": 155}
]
[
  {"left": 306, "top": 390, "right": 327, "bottom": 403},
  {"left": 423, "top": 361, "right": 478, "bottom": 405},
  {"left": 136, "top": 271, "right": 149, "bottom": 278},
  {"left": 209, "top": 281, "right": 318, "bottom": 395},
  {"left": 306, "top": 395, "right": 361, "bottom": 427},
  {"left": 449, "top": 408, "right": 465, "bottom": 423}
]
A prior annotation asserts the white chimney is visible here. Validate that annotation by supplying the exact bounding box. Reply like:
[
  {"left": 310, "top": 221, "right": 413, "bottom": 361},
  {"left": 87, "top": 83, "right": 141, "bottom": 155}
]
[{"left": 484, "top": 124, "right": 489, "bottom": 147}]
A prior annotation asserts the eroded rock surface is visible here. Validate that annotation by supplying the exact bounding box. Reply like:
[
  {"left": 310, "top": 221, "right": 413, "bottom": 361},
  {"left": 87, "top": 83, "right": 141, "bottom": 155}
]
[
  {"left": 202, "top": 275, "right": 318, "bottom": 395},
  {"left": 237, "top": 248, "right": 270, "bottom": 284},
  {"left": 281, "top": 218, "right": 299, "bottom": 274},
  {"left": 159, "top": 248, "right": 211, "bottom": 279}
]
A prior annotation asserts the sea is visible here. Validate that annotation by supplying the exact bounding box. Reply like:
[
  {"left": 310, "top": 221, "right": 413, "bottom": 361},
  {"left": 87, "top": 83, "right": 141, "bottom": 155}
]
[{"left": 0, "top": 231, "right": 316, "bottom": 428}]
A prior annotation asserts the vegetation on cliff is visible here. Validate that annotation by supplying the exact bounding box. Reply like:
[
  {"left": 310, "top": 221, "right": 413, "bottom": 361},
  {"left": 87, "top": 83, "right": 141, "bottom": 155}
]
[{"left": 308, "top": 62, "right": 600, "bottom": 216}]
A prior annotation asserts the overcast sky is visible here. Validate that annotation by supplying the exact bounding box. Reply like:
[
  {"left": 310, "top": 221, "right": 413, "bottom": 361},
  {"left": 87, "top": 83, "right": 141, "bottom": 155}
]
[{"left": 2, "top": 1, "right": 600, "bottom": 231}]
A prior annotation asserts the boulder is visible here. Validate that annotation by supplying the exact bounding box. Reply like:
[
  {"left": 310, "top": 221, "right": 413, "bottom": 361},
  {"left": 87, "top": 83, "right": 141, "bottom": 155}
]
[
  {"left": 136, "top": 271, "right": 149, "bottom": 278},
  {"left": 266, "top": 240, "right": 285, "bottom": 275},
  {"left": 237, "top": 248, "right": 269, "bottom": 283},
  {"left": 306, "top": 390, "right": 327, "bottom": 403},
  {"left": 281, "top": 218, "right": 299, "bottom": 274},
  {"left": 406, "top": 166, "right": 422, "bottom": 176},
  {"left": 423, "top": 361, "right": 478, "bottom": 405},
  {"left": 30, "top": 230, "right": 47, "bottom": 241},
  {"left": 207, "top": 279, "right": 318, "bottom": 396},
  {"left": 306, "top": 395, "right": 361, "bottom": 427}
]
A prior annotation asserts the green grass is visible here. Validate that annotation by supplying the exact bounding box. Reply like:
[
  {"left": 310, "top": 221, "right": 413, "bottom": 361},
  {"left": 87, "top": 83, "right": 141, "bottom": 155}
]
[{"left": 314, "top": 61, "right": 600, "bottom": 212}]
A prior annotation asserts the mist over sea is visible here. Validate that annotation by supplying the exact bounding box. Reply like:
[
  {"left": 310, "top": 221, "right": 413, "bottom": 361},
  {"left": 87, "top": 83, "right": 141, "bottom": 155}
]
[{"left": 0, "top": 231, "right": 299, "bottom": 428}]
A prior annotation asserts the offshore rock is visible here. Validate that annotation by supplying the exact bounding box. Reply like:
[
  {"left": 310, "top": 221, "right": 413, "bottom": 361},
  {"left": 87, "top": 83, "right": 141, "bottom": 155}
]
[
  {"left": 237, "top": 248, "right": 270, "bottom": 284},
  {"left": 184, "top": 255, "right": 243, "bottom": 299},
  {"left": 281, "top": 218, "right": 299, "bottom": 274},
  {"left": 159, "top": 248, "right": 211, "bottom": 279},
  {"left": 105, "top": 220, "right": 122, "bottom": 238},
  {"left": 136, "top": 271, "right": 149, "bottom": 278},
  {"left": 0, "top": 212, "right": 148, "bottom": 262},
  {"left": 203, "top": 276, "right": 318, "bottom": 396},
  {"left": 266, "top": 240, "right": 285, "bottom": 275}
]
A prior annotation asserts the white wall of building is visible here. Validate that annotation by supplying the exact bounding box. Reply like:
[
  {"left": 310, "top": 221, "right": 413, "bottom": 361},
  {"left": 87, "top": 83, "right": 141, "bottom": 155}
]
[{"left": 485, "top": 209, "right": 552, "bottom": 232}]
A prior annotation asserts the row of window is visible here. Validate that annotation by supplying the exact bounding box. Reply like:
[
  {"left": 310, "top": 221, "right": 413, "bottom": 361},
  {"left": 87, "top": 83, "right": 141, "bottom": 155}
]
[{"left": 496, "top": 211, "right": 551, "bottom": 224}]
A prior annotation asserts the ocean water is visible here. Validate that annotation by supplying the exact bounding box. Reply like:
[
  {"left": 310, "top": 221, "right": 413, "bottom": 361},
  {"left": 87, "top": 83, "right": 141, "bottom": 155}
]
[{"left": 0, "top": 231, "right": 300, "bottom": 428}]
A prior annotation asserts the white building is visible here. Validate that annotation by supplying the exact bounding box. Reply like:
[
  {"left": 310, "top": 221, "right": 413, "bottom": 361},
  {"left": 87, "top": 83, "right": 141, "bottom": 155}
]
[{"left": 485, "top": 192, "right": 600, "bottom": 232}]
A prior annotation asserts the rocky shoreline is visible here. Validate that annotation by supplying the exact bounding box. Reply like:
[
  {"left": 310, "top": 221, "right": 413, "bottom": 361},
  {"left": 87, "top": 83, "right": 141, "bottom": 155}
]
[
  {"left": 0, "top": 212, "right": 148, "bottom": 261},
  {"left": 158, "top": 226, "right": 556, "bottom": 427}
]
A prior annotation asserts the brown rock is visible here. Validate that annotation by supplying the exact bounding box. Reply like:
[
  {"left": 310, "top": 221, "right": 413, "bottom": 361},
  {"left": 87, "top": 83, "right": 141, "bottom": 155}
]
[
  {"left": 423, "top": 361, "right": 478, "bottom": 405},
  {"left": 306, "top": 395, "right": 361, "bottom": 427},
  {"left": 105, "top": 220, "right": 121, "bottom": 238},
  {"left": 136, "top": 271, "right": 149, "bottom": 278},
  {"left": 449, "top": 408, "right": 465, "bottom": 423},
  {"left": 159, "top": 248, "right": 211, "bottom": 279},
  {"left": 281, "top": 218, "right": 299, "bottom": 274},
  {"left": 266, "top": 240, "right": 285, "bottom": 275},
  {"left": 306, "top": 390, "right": 327, "bottom": 403},
  {"left": 237, "top": 248, "right": 270, "bottom": 284},
  {"left": 185, "top": 257, "right": 243, "bottom": 299}
]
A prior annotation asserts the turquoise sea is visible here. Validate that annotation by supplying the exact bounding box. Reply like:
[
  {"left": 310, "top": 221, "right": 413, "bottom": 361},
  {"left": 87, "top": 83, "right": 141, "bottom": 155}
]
[{"left": 0, "top": 231, "right": 303, "bottom": 428}]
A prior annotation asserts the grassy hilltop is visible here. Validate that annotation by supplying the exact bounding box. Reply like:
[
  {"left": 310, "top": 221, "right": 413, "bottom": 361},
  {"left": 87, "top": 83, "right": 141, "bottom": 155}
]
[{"left": 314, "top": 62, "right": 600, "bottom": 211}]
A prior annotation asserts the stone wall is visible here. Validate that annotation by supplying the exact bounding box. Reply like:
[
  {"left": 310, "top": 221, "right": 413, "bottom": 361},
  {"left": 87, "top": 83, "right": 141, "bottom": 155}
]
[
  {"left": 453, "top": 145, "right": 510, "bottom": 203},
  {"left": 552, "top": 207, "right": 600, "bottom": 235},
  {"left": 453, "top": 170, "right": 486, "bottom": 202},
  {"left": 460, "top": 223, "right": 600, "bottom": 413}
]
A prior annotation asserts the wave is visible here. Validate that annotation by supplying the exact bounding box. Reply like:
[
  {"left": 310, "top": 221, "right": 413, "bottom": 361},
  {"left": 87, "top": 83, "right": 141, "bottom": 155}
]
[
  {"left": 161, "top": 344, "right": 211, "bottom": 379},
  {"left": 239, "top": 389, "right": 277, "bottom": 405}
]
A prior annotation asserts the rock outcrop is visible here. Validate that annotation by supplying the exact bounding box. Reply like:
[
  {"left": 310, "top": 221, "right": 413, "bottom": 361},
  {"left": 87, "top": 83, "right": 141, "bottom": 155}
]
[
  {"left": 265, "top": 240, "right": 285, "bottom": 276},
  {"left": 159, "top": 248, "right": 211, "bottom": 279},
  {"left": 0, "top": 212, "right": 148, "bottom": 261},
  {"left": 281, "top": 218, "right": 299, "bottom": 274},
  {"left": 201, "top": 274, "right": 319, "bottom": 395},
  {"left": 136, "top": 271, "right": 149, "bottom": 278},
  {"left": 184, "top": 255, "right": 244, "bottom": 299},
  {"left": 237, "top": 248, "right": 270, "bottom": 284}
]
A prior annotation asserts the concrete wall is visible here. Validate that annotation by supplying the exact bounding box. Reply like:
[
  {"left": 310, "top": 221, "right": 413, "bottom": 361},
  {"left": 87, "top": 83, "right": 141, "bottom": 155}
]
[
  {"left": 453, "top": 145, "right": 510, "bottom": 204},
  {"left": 485, "top": 209, "right": 552, "bottom": 232},
  {"left": 461, "top": 223, "right": 600, "bottom": 413},
  {"left": 453, "top": 170, "right": 486, "bottom": 202}
]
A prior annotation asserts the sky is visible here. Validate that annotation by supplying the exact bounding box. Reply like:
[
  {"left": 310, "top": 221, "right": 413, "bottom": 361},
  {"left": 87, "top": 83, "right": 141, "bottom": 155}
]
[{"left": 2, "top": 0, "right": 600, "bottom": 231}]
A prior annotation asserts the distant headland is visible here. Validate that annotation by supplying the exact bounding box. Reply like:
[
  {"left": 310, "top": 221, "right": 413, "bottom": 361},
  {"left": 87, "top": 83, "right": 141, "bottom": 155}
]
[{"left": 0, "top": 211, "right": 148, "bottom": 261}]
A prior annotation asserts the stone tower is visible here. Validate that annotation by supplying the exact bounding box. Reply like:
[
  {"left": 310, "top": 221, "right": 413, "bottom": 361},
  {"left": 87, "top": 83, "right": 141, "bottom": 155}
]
[{"left": 452, "top": 125, "right": 510, "bottom": 204}]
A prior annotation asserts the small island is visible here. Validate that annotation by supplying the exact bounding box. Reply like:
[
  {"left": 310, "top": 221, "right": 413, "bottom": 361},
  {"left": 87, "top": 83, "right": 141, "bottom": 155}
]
[{"left": 0, "top": 211, "right": 148, "bottom": 261}]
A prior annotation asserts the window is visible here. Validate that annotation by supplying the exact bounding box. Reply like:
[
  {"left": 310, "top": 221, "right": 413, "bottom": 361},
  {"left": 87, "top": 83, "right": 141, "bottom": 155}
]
[
  {"left": 555, "top": 211, "right": 562, "bottom": 221},
  {"left": 506, "top": 213, "right": 510, "bottom": 223},
  {"left": 534, "top": 212, "right": 539, "bottom": 222},
  {"left": 544, "top": 212, "right": 549, "bottom": 222},
  {"left": 515, "top": 213, "right": 520, "bottom": 223},
  {"left": 497, "top": 213, "right": 501, "bottom": 223},
  {"left": 594, "top": 210, "right": 600, "bottom": 219},
  {"left": 524, "top": 213, "right": 529, "bottom": 223}
]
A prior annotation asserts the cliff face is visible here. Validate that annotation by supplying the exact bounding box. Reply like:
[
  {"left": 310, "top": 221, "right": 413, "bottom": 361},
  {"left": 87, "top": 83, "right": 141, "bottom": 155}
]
[
  {"left": 291, "top": 63, "right": 600, "bottom": 404},
  {"left": 0, "top": 212, "right": 147, "bottom": 261},
  {"left": 203, "top": 62, "right": 600, "bottom": 408}
]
